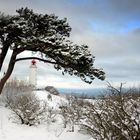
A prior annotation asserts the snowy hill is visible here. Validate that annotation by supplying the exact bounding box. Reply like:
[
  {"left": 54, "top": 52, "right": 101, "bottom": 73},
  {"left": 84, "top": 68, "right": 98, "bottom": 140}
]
[
  {"left": 35, "top": 90, "right": 67, "bottom": 108},
  {"left": 0, "top": 90, "right": 92, "bottom": 140},
  {"left": 1, "top": 88, "right": 140, "bottom": 140}
]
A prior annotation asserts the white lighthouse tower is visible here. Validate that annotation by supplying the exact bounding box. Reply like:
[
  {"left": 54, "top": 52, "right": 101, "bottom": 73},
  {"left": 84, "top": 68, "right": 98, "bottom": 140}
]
[{"left": 29, "top": 59, "right": 37, "bottom": 88}]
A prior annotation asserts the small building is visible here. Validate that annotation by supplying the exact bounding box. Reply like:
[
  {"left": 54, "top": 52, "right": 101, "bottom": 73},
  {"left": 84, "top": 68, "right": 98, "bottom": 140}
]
[{"left": 45, "top": 86, "right": 59, "bottom": 95}]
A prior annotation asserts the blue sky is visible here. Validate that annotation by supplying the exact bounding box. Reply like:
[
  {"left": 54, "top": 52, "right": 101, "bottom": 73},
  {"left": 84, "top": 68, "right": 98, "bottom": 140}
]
[{"left": 0, "top": 0, "right": 140, "bottom": 89}]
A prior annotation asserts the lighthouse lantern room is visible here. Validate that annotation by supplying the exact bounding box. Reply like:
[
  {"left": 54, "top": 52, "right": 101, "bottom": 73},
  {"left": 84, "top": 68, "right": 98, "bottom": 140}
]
[{"left": 29, "top": 59, "right": 37, "bottom": 88}]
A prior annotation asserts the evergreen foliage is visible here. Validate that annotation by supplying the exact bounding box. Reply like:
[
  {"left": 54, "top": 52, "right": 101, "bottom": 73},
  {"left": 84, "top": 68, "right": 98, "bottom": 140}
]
[{"left": 0, "top": 7, "right": 105, "bottom": 94}]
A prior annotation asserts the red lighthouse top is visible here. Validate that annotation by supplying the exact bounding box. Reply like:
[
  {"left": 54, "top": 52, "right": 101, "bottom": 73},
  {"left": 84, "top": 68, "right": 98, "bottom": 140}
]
[{"left": 31, "top": 59, "right": 36, "bottom": 65}]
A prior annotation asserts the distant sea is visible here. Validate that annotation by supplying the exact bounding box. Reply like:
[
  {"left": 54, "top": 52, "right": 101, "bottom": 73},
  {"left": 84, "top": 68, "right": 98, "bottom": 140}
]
[{"left": 57, "top": 88, "right": 105, "bottom": 97}]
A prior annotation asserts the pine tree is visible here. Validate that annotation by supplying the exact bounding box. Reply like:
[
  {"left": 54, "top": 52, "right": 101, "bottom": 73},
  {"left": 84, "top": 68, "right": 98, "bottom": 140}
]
[{"left": 0, "top": 7, "right": 105, "bottom": 94}]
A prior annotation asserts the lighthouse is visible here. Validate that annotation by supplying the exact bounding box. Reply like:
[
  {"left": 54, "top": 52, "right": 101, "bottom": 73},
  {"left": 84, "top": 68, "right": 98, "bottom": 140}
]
[{"left": 29, "top": 59, "right": 37, "bottom": 88}]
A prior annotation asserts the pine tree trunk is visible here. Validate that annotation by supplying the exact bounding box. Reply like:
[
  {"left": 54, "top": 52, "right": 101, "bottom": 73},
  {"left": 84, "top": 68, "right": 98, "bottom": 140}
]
[
  {"left": 0, "top": 51, "right": 17, "bottom": 95},
  {"left": 0, "top": 44, "right": 9, "bottom": 71},
  {"left": 0, "top": 79, "right": 5, "bottom": 95}
]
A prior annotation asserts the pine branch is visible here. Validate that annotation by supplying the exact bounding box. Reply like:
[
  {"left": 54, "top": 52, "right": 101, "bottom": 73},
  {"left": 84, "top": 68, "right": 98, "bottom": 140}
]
[{"left": 15, "top": 57, "right": 57, "bottom": 65}]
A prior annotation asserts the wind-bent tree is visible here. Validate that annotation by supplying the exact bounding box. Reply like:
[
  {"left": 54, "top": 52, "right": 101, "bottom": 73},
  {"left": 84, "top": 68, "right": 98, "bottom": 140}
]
[{"left": 0, "top": 7, "right": 105, "bottom": 94}]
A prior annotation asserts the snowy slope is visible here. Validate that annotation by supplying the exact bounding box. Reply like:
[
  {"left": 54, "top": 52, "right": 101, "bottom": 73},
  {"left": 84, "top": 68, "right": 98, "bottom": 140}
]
[
  {"left": 35, "top": 90, "right": 67, "bottom": 108},
  {"left": 0, "top": 91, "right": 92, "bottom": 140}
]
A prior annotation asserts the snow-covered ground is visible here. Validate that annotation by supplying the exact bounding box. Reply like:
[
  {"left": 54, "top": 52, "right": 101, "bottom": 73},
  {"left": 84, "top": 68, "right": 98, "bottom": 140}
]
[
  {"left": 0, "top": 91, "right": 92, "bottom": 140},
  {"left": 35, "top": 90, "right": 67, "bottom": 108}
]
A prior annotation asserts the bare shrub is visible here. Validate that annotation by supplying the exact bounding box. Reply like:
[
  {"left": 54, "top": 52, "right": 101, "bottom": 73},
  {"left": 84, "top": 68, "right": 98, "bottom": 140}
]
[
  {"left": 1, "top": 78, "right": 47, "bottom": 126},
  {"left": 5, "top": 92, "right": 47, "bottom": 126},
  {"left": 0, "top": 78, "right": 32, "bottom": 106},
  {"left": 79, "top": 83, "right": 140, "bottom": 140},
  {"left": 3, "top": 78, "right": 32, "bottom": 94},
  {"left": 46, "top": 107, "right": 58, "bottom": 125},
  {"left": 59, "top": 95, "right": 83, "bottom": 132}
]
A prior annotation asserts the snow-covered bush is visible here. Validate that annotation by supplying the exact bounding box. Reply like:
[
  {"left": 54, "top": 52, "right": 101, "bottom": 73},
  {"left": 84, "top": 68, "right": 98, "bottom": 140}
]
[
  {"left": 5, "top": 92, "right": 47, "bottom": 126},
  {"left": 46, "top": 107, "right": 58, "bottom": 125},
  {"left": 59, "top": 95, "right": 83, "bottom": 131},
  {"left": 2, "top": 79, "right": 47, "bottom": 126},
  {"left": 0, "top": 78, "right": 32, "bottom": 106},
  {"left": 2, "top": 78, "right": 32, "bottom": 94},
  {"left": 79, "top": 84, "right": 140, "bottom": 140}
]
